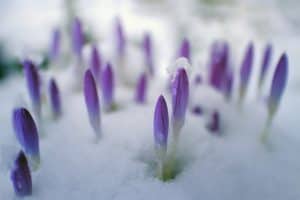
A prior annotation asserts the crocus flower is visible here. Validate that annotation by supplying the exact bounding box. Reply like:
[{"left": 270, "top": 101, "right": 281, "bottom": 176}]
[
  {"left": 206, "top": 111, "right": 220, "bottom": 134},
  {"left": 154, "top": 95, "right": 169, "bottom": 157},
  {"left": 89, "top": 45, "right": 102, "bottom": 84},
  {"left": 143, "top": 33, "right": 154, "bottom": 76},
  {"left": 268, "top": 53, "right": 288, "bottom": 117},
  {"left": 177, "top": 38, "right": 190, "bottom": 61},
  {"left": 49, "top": 78, "right": 62, "bottom": 119},
  {"left": 209, "top": 41, "right": 229, "bottom": 90},
  {"left": 23, "top": 60, "right": 41, "bottom": 120},
  {"left": 84, "top": 70, "right": 101, "bottom": 138},
  {"left": 72, "top": 17, "right": 84, "bottom": 58},
  {"left": 259, "top": 43, "right": 272, "bottom": 89},
  {"left": 223, "top": 69, "right": 233, "bottom": 101},
  {"left": 49, "top": 28, "right": 61, "bottom": 61},
  {"left": 171, "top": 68, "right": 189, "bottom": 134},
  {"left": 12, "top": 108, "right": 40, "bottom": 169},
  {"left": 101, "top": 63, "right": 115, "bottom": 111},
  {"left": 115, "top": 17, "right": 126, "bottom": 59},
  {"left": 239, "top": 42, "right": 254, "bottom": 102},
  {"left": 10, "top": 151, "right": 32, "bottom": 197},
  {"left": 135, "top": 73, "right": 147, "bottom": 104}
]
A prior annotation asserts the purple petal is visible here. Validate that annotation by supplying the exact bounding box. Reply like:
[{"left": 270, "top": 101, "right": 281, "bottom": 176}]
[
  {"left": 90, "top": 45, "right": 102, "bottom": 83},
  {"left": 239, "top": 42, "right": 254, "bottom": 95},
  {"left": 268, "top": 53, "right": 288, "bottom": 115},
  {"left": 84, "top": 70, "right": 101, "bottom": 136},
  {"left": 49, "top": 78, "right": 62, "bottom": 119},
  {"left": 115, "top": 17, "right": 126, "bottom": 58},
  {"left": 101, "top": 63, "right": 114, "bottom": 110},
  {"left": 206, "top": 111, "right": 220, "bottom": 134},
  {"left": 23, "top": 60, "right": 41, "bottom": 113},
  {"left": 10, "top": 151, "right": 32, "bottom": 197},
  {"left": 12, "top": 108, "right": 40, "bottom": 161},
  {"left": 259, "top": 43, "right": 272, "bottom": 87},
  {"left": 154, "top": 95, "right": 169, "bottom": 149},
  {"left": 178, "top": 38, "right": 190, "bottom": 61},
  {"left": 171, "top": 68, "right": 189, "bottom": 129},
  {"left": 135, "top": 73, "right": 148, "bottom": 104},
  {"left": 143, "top": 33, "right": 154, "bottom": 75},
  {"left": 72, "top": 17, "right": 84, "bottom": 57},
  {"left": 209, "top": 41, "right": 229, "bottom": 90},
  {"left": 49, "top": 28, "right": 61, "bottom": 61},
  {"left": 223, "top": 69, "right": 233, "bottom": 100}
]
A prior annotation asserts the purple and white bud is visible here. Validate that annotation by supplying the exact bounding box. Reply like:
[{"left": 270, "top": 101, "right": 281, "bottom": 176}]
[
  {"left": 10, "top": 151, "right": 32, "bottom": 197},
  {"left": 49, "top": 78, "right": 62, "bottom": 119},
  {"left": 259, "top": 43, "right": 272, "bottom": 89},
  {"left": 143, "top": 33, "right": 154, "bottom": 76},
  {"left": 49, "top": 28, "right": 61, "bottom": 62},
  {"left": 101, "top": 63, "right": 115, "bottom": 111},
  {"left": 115, "top": 17, "right": 126, "bottom": 59},
  {"left": 89, "top": 45, "right": 102, "bottom": 84},
  {"left": 84, "top": 70, "right": 101, "bottom": 138},
  {"left": 223, "top": 69, "right": 233, "bottom": 101},
  {"left": 71, "top": 17, "right": 84, "bottom": 58},
  {"left": 177, "top": 38, "right": 190, "bottom": 61},
  {"left": 135, "top": 73, "right": 148, "bottom": 104}
]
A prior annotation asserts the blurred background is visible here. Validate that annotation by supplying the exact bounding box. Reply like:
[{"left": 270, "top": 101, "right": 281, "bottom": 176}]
[{"left": 0, "top": 0, "right": 299, "bottom": 87}]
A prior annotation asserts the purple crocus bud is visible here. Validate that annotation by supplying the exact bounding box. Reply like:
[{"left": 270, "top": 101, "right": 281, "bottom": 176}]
[
  {"left": 49, "top": 28, "right": 61, "bottom": 61},
  {"left": 12, "top": 108, "right": 40, "bottom": 169},
  {"left": 239, "top": 42, "right": 254, "bottom": 101},
  {"left": 259, "top": 43, "right": 272, "bottom": 88},
  {"left": 171, "top": 68, "right": 189, "bottom": 132},
  {"left": 177, "top": 38, "right": 190, "bottom": 61},
  {"left": 206, "top": 111, "right": 220, "bottom": 134},
  {"left": 143, "top": 33, "right": 154, "bottom": 76},
  {"left": 84, "top": 70, "right": 101, "bottom": 138},
  {"left": 209, "top": 41, "right": 229, "bottom": 90},
  {"left": 115, "top": 17, "right": 126, "bottom": 59},
  {"left": 89, "top": 45, "right": 102, "bottom": 83},
  {"left": 10, "top": 151, "right": 32, "bottom": 197},
  {"left": 49, "top": 78, "right": 62, "bottom": 119},
  {"left": 72, "top": 17, "right": 84, "bottom": 58},
  {"left": 154, "top": 95, "right": 169, "bottom": 152},
  {"left": 268, "top": 53, "right": 288, "bottom": 117},
  {"left": 135, "top": 73, "right": 148, "bottom": 104},
  {"left": 101, "top": 63, "right": 115, "bottom": 111},
  {"left": 23, "top": 60, "right": 41, "bottom": 119},
  {"left": 223, "top": 69, "right": 233, "bottom": 101}
]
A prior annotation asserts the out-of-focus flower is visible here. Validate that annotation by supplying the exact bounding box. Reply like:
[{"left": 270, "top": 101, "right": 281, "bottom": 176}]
[
  {"left": 72, "top": 17, "right": 84, "bottom": 58},
  {"left": 101, "top": 63, "right": 115, "bottom": 111},
  {"left": 177, "top": 38, "right": 190, "bottom": 61},
  {"left": 90, "top": 45, "right": 102, "bottom": 84},
  {"left": 143, "top": 33, "right": 154, "bottom": 76},
  {"left": 206, "top": 111, "right": 220, "bottom": 134},
  {"left": 49, "top": 78, "right": 62, "bottom": 119},
  {"left": 258, "top": 43, "right": 272, "bottom": 89},
  {"left": 49, "top": 28, "right": 61, "bottom": 61},
  {"left": 115, "top": 17, "right": 126, "bottom": 59},
  {"left": 135, "top": 73, "right": 148, "bottom": 104}
]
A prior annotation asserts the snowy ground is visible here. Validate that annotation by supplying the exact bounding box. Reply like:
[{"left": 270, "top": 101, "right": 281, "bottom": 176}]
[{"left": 1, "top": 0, "right": 300, "bottom": 199}]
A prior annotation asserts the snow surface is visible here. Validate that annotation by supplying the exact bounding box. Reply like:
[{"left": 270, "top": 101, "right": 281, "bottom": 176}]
[{"left": 1, "top": 0, "right": 300, "bottom": 199}]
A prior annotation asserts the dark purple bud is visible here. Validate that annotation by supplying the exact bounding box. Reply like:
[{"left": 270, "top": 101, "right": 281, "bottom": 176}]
[
  {"left": 90, "top": 45, "right": 102, "bottom": 83},
  {"left": 101, "top": 63, "right": 115, "bottom": 111},
  {"left": 23, "top": 60, "right": 41, "bottom": 118},
  {"left": 223, "top": 69, "right": 233, "bottom": 100},
  {"left": 239, "top": 42, "right": 254, "bottom": 99},
  {"left": 115, "top": 17, "right": 126, "bottom": 58},
  {"left": 10, "top": 151, "right": 32, "bottom": 197},
  {"left": 154, "top": 95, "right": 169, "bottom": 150},
  {"left": 268, "top": 53, "right": 288, "bottom": 116},
  {"left": 12, "top": 108, "right": 40, "bottom": 165},
  {"left": 143, "top": 33, "right": 154, "bottom": 76},
  {"left": 191, "top": 106, "right": 203, "bottom": 115},
  {"left": 209, "top": 41, "right": 229, "bottom": 90},
  {"left": 171, "top": 68, "right": 189, "bottom": 130},
  {"left": 49, "top": 28, "right": 61, "bottom": 61},
  {"left": 206, "top": 111, "right": 220, "bottom": 134},
  {"left": 72, "top": 17, "right": 84, "bottom": 57},
  {"left": 177, "top": 38, "right": 190, "bottom": 61},
  {"left": 84, "top": 70, "right": 101, "bottom": 137},
  {"left": 259, "top": 43, "right": 272, "bottom": 87},
  {"left": 135, "top": 73, "right": 148, "bottom": 104},
  {"left": 194, "top": 74, "right": 202, "bottom": 85},
  {"left": 49, "top": 78, "right": 62, "bottom": 119}
]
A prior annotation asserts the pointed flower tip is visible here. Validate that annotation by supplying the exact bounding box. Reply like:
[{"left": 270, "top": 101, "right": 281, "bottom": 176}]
[
  {"left": 268, "top": 53, "right": 288, "bottom": 114},
  {"left": 259, "top": 43, "right": 273, "bottom": 86},
  {"left": 12, "top": 108, "right": 40, "bottom": 165},
  {"left": 115, "top": 17, "right": 126, "bottom": 57},
  {"left": 11, "top": 151, "right": 32, "bottom": 197},
  {"left": 101, "top": 63, "right": 114, "bottom": 111},
  {"left": 172, "top": 68, "right": 189, "bottom": 128},
  {"left": 72, "top": 17, "right": 84, "bottom": 57},
  {"left": 154, "top": 95, "right": 169, "bottom": 149},
  {"left": 240, "top": 42, "right": 254, "bottom": 88},
  {"left": 135, "top": 73, "right": 148, "bottom": 104},
  {"left": 49, "top": 28, "right": 61, "bottom": 60},
  {"left": 49, "top": 78, "right": 62, "bottom": 118},
  {"left": 90, "top": 46, "right": 102, "bottom": 82},
  {"left": 143, "top": 33, "right": 154, "bottom": 75},
  {"left": 206, "top": 111, "right": 220, "bottom": 134},
  {"left": 84, "top": 69, "right": 101, "bottom": 136},
  {"left": 178, "top": 38, "right": 190, "bottom": 61}
]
